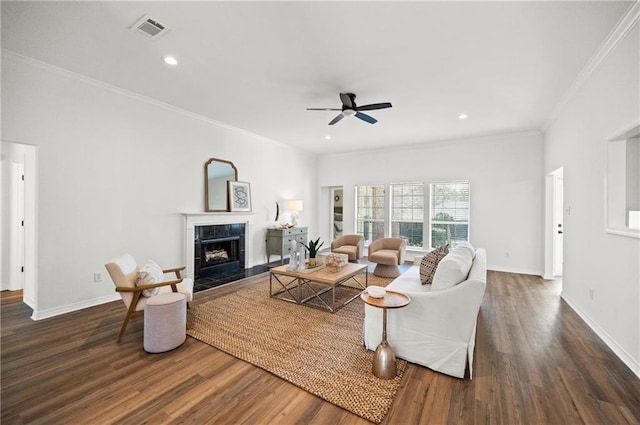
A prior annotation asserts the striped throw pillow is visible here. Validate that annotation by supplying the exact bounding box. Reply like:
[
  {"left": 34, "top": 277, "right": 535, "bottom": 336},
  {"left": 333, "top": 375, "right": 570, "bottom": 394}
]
[{"left": 419, "top": 245, "right": 449, "bottom": 285}]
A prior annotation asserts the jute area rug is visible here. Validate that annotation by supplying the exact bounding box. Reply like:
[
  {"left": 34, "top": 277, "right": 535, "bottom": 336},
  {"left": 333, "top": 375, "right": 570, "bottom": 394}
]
[{"left": 186, "top": 272, "right": 406, "bottom": 424}]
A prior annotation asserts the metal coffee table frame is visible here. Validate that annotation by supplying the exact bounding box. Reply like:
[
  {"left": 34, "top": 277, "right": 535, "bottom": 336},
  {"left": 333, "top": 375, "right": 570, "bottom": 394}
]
[{"left": 269, "top": 263, "right": 368, "bottom": 313}]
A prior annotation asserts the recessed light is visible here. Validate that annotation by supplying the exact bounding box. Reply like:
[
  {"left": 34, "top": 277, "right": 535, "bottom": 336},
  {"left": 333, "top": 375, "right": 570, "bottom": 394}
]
[
  {"left": 458, "top": 113, "right": 468, "bottom": 120},
  {"left": 325, "top": 135, "right": 332, "bottom": 140},
  {"left": 163, "top": 56, "right": 178, "bottom": 66}
]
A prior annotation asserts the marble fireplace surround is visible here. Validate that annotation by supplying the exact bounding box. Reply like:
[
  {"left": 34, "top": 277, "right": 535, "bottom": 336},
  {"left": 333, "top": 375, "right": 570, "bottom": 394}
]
[{"left": 182, "top": 212, "right": 254, "bottom": 280}]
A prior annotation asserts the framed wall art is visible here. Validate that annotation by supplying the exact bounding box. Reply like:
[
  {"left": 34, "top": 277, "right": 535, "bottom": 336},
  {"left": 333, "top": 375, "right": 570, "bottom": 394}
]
[{"left": 228, "top": 181, "right": 252, "bottom": 212}]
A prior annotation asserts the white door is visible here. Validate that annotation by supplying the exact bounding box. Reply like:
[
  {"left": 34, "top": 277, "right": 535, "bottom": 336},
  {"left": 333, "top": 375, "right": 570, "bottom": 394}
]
[
  {"left": 5, "top": 162, "right": 25, "bottom": 291},
  {"left": 553, "top": 172, "right": 564, "bottom": 277}
]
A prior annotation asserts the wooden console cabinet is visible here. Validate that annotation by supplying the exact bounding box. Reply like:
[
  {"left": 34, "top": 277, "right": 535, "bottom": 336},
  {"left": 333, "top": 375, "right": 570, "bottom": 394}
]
[{"left": 266, "top": 227, "right": 308, "bottom": 264}]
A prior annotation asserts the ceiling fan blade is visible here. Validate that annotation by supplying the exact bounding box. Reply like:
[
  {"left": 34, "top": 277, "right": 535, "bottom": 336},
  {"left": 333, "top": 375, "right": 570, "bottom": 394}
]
[
  {"left": 329, "top": 113, "right": 345, "bottom": 125},
  {"left": 306, "top": 108, "right": 342, "bottom": 111},
  {"left": 355, "top": 111, "right": 377, "bottom": 124},
  {"left": 340, "top": 93, "right": 356, "bottom": 109},
  {"left": 357, "top": 102, "right": 392, "bottom": 111}
]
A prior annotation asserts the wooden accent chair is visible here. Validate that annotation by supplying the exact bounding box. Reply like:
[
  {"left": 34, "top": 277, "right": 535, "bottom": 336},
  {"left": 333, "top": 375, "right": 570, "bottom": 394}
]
[
  {"left": 330, "top": 234, "right": 364, "bottom": 262},
  {"left": 368, "top": 238, "right": 407, "bottom": 277},
  {"left": 105, "top": 253, "right": 193, "bottom": 342}
]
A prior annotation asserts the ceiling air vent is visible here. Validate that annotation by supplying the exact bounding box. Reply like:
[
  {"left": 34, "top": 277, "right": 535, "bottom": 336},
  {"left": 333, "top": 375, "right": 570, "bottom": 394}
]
[{"left": 130, "top": 15, "right": 170, "bottom": 40}]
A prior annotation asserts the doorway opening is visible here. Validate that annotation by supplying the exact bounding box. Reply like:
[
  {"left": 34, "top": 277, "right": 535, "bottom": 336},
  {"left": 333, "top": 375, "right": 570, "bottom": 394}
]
[
  {"left": 544, "top": 167, "right": 564, "bottom": 279},
  {"left": 1, "top": 141, "right": 37, "bottom": 311},
  {"left": 331, "top": 187, "right": 344, "bottom": 239}
]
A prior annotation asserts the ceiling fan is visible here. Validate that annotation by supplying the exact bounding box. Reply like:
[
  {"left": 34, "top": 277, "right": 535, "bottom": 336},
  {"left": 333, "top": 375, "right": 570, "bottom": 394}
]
[{"left": 307, "top": 93, "right": 392, "bottom": 125}]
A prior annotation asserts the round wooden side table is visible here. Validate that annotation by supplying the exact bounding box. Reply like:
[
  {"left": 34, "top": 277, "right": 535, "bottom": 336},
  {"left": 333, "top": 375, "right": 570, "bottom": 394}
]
[{"left": 361, "top": 289, "right": 411, "bottom": 379}]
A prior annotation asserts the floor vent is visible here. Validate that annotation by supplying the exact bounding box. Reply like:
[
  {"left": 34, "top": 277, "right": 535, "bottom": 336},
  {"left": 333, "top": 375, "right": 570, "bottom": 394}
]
[{"left": 130, "top": 15, "right": 170, "bottom": 40}]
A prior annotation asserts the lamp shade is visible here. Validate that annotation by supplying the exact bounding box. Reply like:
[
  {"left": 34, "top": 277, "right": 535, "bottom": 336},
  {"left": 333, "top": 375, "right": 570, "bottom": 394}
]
[{"left": 285, "top": 200, "right": 303, "bottom": 212}]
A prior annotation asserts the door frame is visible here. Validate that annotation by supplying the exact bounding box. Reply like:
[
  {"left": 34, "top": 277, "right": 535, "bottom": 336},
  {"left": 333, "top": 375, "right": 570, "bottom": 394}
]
[
  {"left": 1, "top": 141, "right": 37, "bottom": 311},
  {"left": 330, "top": 187, "right": 344, "bottom": 239}
]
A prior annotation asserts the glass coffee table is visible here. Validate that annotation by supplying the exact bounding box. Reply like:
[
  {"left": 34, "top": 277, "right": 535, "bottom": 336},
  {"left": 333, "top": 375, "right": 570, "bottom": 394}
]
[{"left": 269, "top": 263, "right": 368, "bottom": 313}]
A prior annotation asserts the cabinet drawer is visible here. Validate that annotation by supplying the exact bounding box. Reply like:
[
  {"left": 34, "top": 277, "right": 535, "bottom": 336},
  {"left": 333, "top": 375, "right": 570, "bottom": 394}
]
[
  {"left": 284, "top": 236, "right": 299, "bottom": 246},
  {"left": 283, "top": 227, "right": 306, "bottom": 236}
]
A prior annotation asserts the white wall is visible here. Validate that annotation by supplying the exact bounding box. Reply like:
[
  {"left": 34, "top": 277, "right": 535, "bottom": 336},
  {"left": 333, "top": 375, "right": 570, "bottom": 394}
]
[
  {"left": 318, "top": 132, "right": 544, "bottom": 274},
  {"left": 1, "top": 52, "right": 317, "bottom": 319},
  {"left": 544, "top": 22, "right": 639, "bottom": 375}
]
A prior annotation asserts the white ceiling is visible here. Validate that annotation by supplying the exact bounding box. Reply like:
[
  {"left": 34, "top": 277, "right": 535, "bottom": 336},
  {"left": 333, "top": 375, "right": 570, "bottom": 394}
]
[{"left": 1, "top": 1, "right": 633, "bottom": 154}]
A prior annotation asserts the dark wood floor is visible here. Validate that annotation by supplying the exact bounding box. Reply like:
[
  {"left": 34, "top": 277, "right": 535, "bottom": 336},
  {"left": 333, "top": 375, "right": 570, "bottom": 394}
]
[{"left": 2, "top": 271, "right": 639, "bottom": 424}]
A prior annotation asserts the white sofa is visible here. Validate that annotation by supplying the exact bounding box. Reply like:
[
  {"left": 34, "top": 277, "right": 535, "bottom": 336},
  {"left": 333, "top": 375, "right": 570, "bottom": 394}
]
[{"left": 363, "top": 248, "right": 487, "bottom": 379}]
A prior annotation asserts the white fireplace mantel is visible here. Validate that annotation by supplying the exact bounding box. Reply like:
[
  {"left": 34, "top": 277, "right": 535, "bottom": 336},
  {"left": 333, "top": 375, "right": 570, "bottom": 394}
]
[{"left": 182, "top": 212, "right": 254, "bottom": 279}]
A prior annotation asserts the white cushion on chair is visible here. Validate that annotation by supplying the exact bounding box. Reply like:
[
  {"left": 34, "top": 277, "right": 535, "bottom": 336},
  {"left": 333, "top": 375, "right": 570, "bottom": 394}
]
[
  {"left": 105, "top": 253, "right": 139, "bottom": 308},
  {"left": 136, "top": 260, "right": 163, "bottom": 297},
  {"left": 158, "top": 277, "right": 194, "bottom": 302}
]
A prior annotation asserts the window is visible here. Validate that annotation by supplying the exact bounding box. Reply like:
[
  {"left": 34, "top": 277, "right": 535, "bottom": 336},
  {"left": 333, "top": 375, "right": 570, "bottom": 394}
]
[
  {"left": 390, "top": 183, "right": 424, "bottom": 248},
  {"left": 430, "top": 181, "right": 470, "bottom": 248},
  {"left": 355, "top": 181, "right": 470, "bottom": 250},
  {"left": 356, "top": 185, "right": 385, "bottom": 245}
]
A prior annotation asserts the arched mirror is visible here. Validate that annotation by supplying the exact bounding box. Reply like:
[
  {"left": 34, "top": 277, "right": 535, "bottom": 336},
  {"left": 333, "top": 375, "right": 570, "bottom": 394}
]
[{"left": 204, "top": 158, "right": 238, "bottom": 212}]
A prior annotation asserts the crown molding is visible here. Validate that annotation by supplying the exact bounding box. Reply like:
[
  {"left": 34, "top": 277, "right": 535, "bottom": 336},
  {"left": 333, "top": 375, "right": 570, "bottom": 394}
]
[{"left": 543, "top": 1, "right": 640, "bottom": 131}]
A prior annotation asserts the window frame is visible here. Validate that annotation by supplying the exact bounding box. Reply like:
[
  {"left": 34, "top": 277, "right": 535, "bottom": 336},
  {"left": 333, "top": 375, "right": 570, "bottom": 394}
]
[
  {"left": 355, "top": 184, "right": 386, "bottom": 245},
  {"left": 429, "top": 181, "right": 471, "bottom": 249},
  {"left": 389, "top": 182, "right": 425, "bottom": 249}
]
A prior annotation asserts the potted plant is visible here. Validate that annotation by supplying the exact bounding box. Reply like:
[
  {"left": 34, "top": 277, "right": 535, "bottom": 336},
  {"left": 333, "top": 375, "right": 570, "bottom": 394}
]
[{"left": 301, "top": 237, "right": 324, "bottom": 267}]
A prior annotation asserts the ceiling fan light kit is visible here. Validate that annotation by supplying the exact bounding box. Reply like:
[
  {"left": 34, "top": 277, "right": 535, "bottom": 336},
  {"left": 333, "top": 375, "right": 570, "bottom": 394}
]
[{"left": 307, "top": 93, "right": 392, "bottom": 125}]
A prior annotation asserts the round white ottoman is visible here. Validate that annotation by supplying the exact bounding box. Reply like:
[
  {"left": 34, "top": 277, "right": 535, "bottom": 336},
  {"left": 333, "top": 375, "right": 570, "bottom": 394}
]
[{"left": 144, "top": 292, "right": 186, "bottom": 353}]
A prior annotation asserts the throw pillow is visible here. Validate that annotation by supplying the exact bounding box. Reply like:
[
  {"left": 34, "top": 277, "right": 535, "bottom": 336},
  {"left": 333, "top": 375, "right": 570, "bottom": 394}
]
[
  {"left": 431, "top": 247, "right": 473, "bottom": 291},
  {"left": 419, "top": 245, "right": 449, "bottom": 285},
  {"left": 136, "top": 260, "right": 163, "bottom": 297}
]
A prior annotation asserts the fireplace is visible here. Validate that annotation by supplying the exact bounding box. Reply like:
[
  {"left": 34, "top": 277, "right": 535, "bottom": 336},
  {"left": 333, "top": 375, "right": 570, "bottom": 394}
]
[
  {"left": 194, "top": 223, "right": 245, "bottom": 279},
  {"left": 183, "top": 213, "right": 254, "bottom": 280}
]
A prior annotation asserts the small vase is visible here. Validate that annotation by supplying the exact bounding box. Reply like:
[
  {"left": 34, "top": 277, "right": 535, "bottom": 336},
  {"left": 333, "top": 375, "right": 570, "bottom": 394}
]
[
  {"left": 308, "top": 258, "right": 317, "bottom": 268},
  {"left": 297, "top": 247, "right": 307, "bottom": 271},
  {"left": 288, "top": 250, "right": 298, "bottom": 271}
]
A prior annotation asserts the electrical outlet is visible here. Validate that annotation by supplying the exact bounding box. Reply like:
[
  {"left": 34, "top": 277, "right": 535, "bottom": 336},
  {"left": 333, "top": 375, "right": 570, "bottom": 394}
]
[
  {"left": 589, "top": 289, "right": 594, "bottom": 300},
  {"left": 94, "top": 272, "right": 103, "bottom": 283}
]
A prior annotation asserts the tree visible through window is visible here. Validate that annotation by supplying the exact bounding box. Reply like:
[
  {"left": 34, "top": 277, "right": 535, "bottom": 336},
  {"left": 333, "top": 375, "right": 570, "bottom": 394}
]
[
  {"left": 356, "top": 185, "right": 385, "bottom": 245},
  {"left": 430, "top": 181, "right": 470, "bottom": 248},
  {"left": 390, "top": 183, "right": 424, "bottom": 248}
]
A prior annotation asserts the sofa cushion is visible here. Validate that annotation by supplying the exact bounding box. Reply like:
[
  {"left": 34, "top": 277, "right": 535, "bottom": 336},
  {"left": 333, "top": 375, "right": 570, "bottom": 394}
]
[
  {"left": 455, "top": 241, "right": 475, "bottom": 259},
  {"left": 333, "top": 245, "right": 357, "bottom": 260},
  {"left": 136, "top": 260, "right": 163, "bottom": 297},
  {"left": 387, "top": 265, "right": 431, "bottom": 293},
  {"left": 369, "top": 249, "right": 400, "bottom": 266},
  {"left": 419, "top": 245, "right": 449, "bottom": 285},
  {"left": 432, "top": 247, "right": 473, "bottom": 290}
]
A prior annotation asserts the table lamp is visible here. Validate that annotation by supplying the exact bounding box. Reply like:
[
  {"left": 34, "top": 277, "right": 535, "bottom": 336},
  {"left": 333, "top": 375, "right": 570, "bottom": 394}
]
[{"left": 285, "top": 200, "right": 303, "bottom": 227}]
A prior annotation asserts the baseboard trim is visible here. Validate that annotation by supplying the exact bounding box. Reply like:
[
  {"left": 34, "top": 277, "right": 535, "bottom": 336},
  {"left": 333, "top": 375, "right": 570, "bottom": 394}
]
[
  {"left": 487, "top": 265, "right": 542, "bottom": 276},
  {"left": 31, "top": 294, "right": 120, "bottom": 321},
  {"left": 561, "top": 293, "right": 640, "bottom": 379}
]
